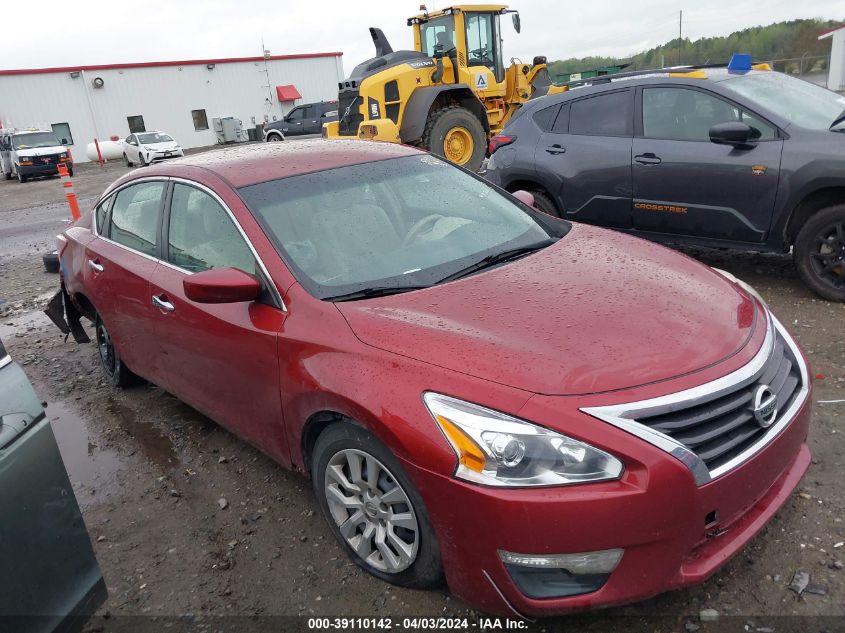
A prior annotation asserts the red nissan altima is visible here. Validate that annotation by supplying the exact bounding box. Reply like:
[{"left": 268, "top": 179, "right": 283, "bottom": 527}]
[{"left": 51, "top": 140, "right": 811, "bottom": 616}]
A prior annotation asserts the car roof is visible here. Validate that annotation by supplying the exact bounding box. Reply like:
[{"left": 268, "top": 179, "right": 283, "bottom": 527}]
[{"left": 141, "top": 139, "right": 424, "bottom": 188}]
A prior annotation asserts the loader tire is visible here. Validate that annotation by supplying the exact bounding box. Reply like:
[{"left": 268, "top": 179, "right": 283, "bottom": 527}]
[{"left": 421, "top": 106, "right": 486, "bottom": 172}]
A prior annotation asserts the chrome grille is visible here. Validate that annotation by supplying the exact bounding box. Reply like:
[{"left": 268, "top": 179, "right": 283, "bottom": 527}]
[
  {"left": 582, "top": 315, "right": 809, "bottom": 486},
  {"left": 635, "top": 331, "right": 802, "bottom": 472}
]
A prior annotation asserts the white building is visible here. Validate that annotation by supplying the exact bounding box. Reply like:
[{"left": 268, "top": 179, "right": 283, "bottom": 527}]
[
  {"left": 819, "top": 24, "right": 845, "bottom": 91},
  {"left": 0, "top": 52, "right": 344, "bottom": 162}
]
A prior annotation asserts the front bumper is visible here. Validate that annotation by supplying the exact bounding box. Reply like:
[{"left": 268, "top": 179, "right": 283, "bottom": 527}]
[
  {"left": 146, "top": 150, "right": 184, "bottom": 163},
  {"left": 18, "top": 161, "right": 72, "bottom": 176},
  {"left": 404, "top": 383, "right": 812, "bottom": 617}
]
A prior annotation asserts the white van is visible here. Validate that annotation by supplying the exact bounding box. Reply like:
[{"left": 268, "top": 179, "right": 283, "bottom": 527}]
[{"left": 0, "top": 129, "right": 73, "bottom": 183}]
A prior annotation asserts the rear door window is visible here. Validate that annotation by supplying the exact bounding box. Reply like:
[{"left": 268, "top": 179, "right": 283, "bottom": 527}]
[
  {"left": 166, "top": 184, "right": 256, "bottom": 273},
  {"left": 569, "top": 90, "right": 633, "bottom": 137},
  {"left": 107, "top": 181, "right": 165, "bottom": 256}
]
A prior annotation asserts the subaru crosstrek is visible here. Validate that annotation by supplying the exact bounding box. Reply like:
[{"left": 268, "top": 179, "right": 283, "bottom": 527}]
[
  {"left": 486, "top": 64, "right": 845, "bottom": 302},
  {"left": 50, "top": 140, "right": 811, "bottom": 616}
]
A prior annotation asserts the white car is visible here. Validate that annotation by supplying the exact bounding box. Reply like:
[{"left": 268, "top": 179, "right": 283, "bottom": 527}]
[{"left": 122, "top": 131, "right": 184, "bottom": 167}]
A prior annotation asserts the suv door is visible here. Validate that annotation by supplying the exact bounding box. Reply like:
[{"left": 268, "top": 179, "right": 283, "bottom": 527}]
[
  {"left": 90, "top": 180, "right": 169, "bottom": 384},
  {"left": 300, "top": 105, "right": 320, "bottom": 134},
  {"left": 632, "top": 85, "right": 784, "bottom": 242},
  {"left": 148, "top": 182, "right": 288, "bottom": 463},
  {"left": 532, "top": 89, "right": 634, "bottom": 228}
]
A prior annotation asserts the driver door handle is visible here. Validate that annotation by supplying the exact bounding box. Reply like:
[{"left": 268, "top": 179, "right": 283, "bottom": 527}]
[
  {"left": 88, "top": 259, "right": 104, "bottom": 273},
  {"left": 152, "top": 294, "right": 175, "bottom": 312},
  {"left": 545, "top": 144, "right": 566, "bottom": 155},
  {"left": 635, "top": 153, "right": 662, "bottom": 165}
]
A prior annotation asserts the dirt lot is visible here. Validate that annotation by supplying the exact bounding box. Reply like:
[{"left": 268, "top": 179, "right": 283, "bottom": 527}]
[{"left": 0, "top": 157, "right": 843, "bottom": 633}]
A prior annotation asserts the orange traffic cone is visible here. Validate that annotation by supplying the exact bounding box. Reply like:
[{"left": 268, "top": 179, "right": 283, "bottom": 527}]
[{"left": 57, "top": 163, "right": 81, "bottom": 221}]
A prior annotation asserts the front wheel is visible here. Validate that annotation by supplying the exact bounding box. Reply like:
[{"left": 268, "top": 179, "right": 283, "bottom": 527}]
[
  {"left": 95, "top": 315, "right": 138, "bottom": 387},
  {"left": 312, "top": 423, "right": 443, "bottom": 588},
  {"left": 266, "top": 133, "right": 284, "bottom": 142},
  {"left": 16, "top": 169, "right": 27, "bottom": 183},
  {"left": 421, "top": 105, "right": 487, "bottom": 172},
  {"left": 794, "top": 205, "right": 845, "bottom": 302},
  {"left": 124, "top": 153, "right": 133, "bottom": 167}
]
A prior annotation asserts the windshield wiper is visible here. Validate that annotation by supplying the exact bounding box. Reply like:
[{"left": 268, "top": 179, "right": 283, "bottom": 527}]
[
  {"left": 324, "top": 285, "right": 431, "bottom": 302},
  {"left": 436, "top": 240, "right": 556, "bottom": 284}
]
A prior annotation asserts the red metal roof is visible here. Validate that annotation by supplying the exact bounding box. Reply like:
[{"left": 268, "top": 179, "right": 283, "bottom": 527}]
[
  {"left": 0, "top": 52, "right": 342, "bottom": 76},
  {"left": 818, "top": 24, "right": 845, "bottom": 39},
  {"left": 276, "top": 84, "right": 302, "bottom": 101}
]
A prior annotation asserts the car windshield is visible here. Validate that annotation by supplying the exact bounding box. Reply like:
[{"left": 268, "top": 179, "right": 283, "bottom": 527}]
[
  {"left": 723, "top": 72, "right": 845, "bottom": 130},
  {"left": 138, "top": 132, "right": 173, "bottom": 144},
  {"left": 238, "top": 154, "right": 566, "bottom": 299},
  {"left": 11, "top": 132, "right": 61, "bottom": 149}
]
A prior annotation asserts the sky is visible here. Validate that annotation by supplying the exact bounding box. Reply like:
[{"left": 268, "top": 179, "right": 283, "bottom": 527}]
[{"left": 3, "top": 0, "right": 845, "bottom": 73}]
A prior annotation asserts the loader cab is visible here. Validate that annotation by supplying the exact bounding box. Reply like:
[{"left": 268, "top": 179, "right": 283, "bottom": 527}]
[{"left": 414, "top": 9, "right": 506, "bottom": 86}]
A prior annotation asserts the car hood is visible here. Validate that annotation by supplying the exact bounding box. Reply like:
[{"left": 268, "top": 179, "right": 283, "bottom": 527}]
[
  {"left": 146, "top": 141, "right": 180, "bottom": 150},
  {"left": 16, "top": 146, "right": 66, "bottom": 157},
  {"left": 337, "top": 224, "right": 759, "bottom": 395}
]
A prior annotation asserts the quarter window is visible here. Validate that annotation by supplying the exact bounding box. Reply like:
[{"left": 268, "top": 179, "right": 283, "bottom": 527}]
[
  {"left": 95, "top": 196, "right": 113, "bottom": 234},
  {"left": 533, "top": 104, "right": 560, "bottom": 132},
  {"left": 642, "top": 87, "right": 777, "bottom": 141},
  {"left": 569, "top": 90, "right": 632, "bottom": 137},
  {"left": 108, "top": 182, "right": 165, "bottom": 256},
  {"left": 166, "top": 184, "right": 255, "bottom": 273}
]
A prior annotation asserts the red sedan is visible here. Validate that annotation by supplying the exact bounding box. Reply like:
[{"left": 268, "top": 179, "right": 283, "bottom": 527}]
[{"left": 50, "top": 140, "right": 811, "bottom": 617}]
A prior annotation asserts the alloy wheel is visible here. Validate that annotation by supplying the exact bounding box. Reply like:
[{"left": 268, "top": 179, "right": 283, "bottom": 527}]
[
  {"left": 810, "top": 220, "right": 845, "bottom": 289},
  {"left": 324, "top": 449, "right": 419, "bottom": 573},
  {"left": 96, "top": 320, "right": 116, "bottom": 376}
]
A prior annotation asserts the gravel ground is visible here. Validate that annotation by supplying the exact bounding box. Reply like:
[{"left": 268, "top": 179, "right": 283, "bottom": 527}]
[{"left": 0, "top": 160, "right": 843, "bottom": 633}]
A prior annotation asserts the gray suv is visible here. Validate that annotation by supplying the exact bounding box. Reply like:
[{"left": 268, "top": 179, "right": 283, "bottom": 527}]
[{"left": 485, "top": 65, "right": 845, "bottom": 301}]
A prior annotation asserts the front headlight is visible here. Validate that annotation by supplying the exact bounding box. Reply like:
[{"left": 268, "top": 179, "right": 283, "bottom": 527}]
[{"left": 423, "top": 393, "right": 623, "bottom": 487}]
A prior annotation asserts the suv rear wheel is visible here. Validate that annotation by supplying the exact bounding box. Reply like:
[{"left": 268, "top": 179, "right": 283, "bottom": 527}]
[
  {"left": 794, "top": 204, "right": 845, "bottom": 302},
  {"left": 530, "top": 190, "right": 561, "bottom": 217}
]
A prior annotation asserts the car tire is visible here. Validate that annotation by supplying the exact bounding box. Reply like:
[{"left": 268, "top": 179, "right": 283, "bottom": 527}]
[
  {"left": 42, "top": 251, "right": 60, "bottom": 274},
  {"left": 794, "top": 205, "right": 845, "bottom": 302},
  {"left": 95, "top": 315, "right": 138, "bottom": 387},
  {"left": 530, "top": 190, "right": 561, "bottom": 218},
  {"left": 266, "top": 133, "right": 284, "bottom": 142},
  {"left": 138, "top": 153, "right": 147, "bottom": 167},
  {"left": 312, "top": 422, "right": 443, "bottom": 589},
  {"left": 422, "top": 106, "right": 487, "bottom": 172},
  {"left": 17, "top": 169, "right": 27, "bottom": 183},
  {"left": 124, "top": 153, "right": 133, "bottom": 167},
  {"left": 67, "top": 167, "right": 74, "bottom": 177},
  {"left": 4, "top": 171, "right": 10, "bottom": 180}
]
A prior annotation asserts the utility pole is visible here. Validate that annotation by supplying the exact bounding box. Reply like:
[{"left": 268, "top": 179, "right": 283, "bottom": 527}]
[{"left": 678, "top": 10, "right": 682, "bottom": 66}]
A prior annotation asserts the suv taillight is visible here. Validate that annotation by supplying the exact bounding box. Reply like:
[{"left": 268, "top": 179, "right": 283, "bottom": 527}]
[{"left": 489, "top": 135, "right": 517, "bottom": 155}]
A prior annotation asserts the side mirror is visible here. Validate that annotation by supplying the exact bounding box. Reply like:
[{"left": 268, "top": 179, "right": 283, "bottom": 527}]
[
  {"left": 512, "top": 12, "right": 521, "bottom": 34},
  {"left": 512, "top": 190, "right": 535, "bottom": 207},
  {"left": 183, "top": 267, "right": 261, "bottom": 304},
  {"left": 61, "top": 138, "right": 68, "bottom": 145},
  {"left": 709, "top": 122, "right": 757, "bottom": 148}
]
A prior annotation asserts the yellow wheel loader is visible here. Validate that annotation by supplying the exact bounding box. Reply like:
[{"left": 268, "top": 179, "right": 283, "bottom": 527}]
[{"left": 323, "top": 4, "right": 564, "bottom": 171}]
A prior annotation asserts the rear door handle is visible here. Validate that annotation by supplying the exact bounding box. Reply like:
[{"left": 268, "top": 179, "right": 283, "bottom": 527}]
[
  {"left": 152, "top": 294, "right": 175, "bottom": 312},
  {"left": 88, "top": 259, "right": 104, "bottom": 273},
  {"left": 635, "top": 153, "right": 662, "bottom": 165},
  {"left": 545, "top": 144, "right": 566, "bottom": 155}
]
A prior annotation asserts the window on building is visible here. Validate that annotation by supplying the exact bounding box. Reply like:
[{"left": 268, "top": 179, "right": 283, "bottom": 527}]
[
  {"left": 191, "top": 109, "right": 209, "bottom": 131},
  {"left": 51, "top": 122, "right": 74, "bottom": 145},
  {"left": 127, "top": 115, "right": 146, "bottom": 134},
  {"left": 569, "top": 90, "right": 632, "bottom": 137},
  {"left": 108, "top": 182, "right": 164, "bottom": 256},
  {"left": 167, "top": 184, "right": 255, "bottom": 273}
]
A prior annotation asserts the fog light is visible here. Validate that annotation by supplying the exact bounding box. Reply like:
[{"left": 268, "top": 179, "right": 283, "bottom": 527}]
[{"left": 499, "top": 549, "right": 623, "bottom": 599}]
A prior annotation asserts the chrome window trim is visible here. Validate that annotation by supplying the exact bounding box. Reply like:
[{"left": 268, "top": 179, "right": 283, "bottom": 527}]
[
  {"left": 581, "top": 312, "right": 809, "bottom": 486},
  {"left": 0, "top": 355, "right": 11, "bottom": 371},
  {"left": 91, "top": 176, "right": 286, "bottom": 311}
]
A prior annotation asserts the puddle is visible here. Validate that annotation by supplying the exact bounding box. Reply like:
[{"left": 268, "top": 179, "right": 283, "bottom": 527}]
[
  {"left": 104, "top": 398, "right": 179, "bottom": 468},
  {"left": 47, "top": 401, "right": 123, "bottom": 507}
]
